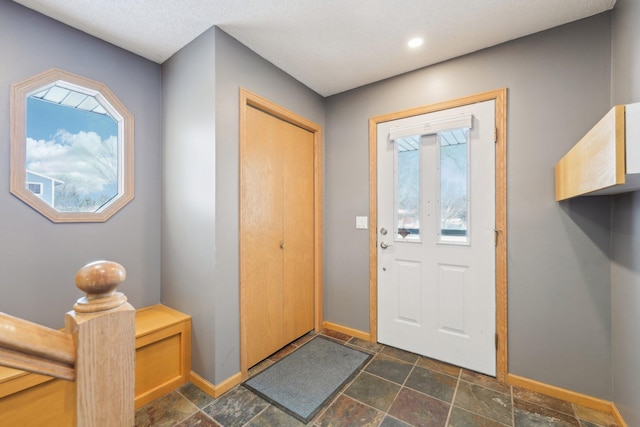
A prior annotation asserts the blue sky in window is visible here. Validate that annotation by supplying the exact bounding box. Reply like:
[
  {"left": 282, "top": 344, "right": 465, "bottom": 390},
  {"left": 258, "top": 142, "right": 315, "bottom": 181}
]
[
  {"left": 27, "top": 98, "right": 116, "bottom": 141},
  {"left": 25, "top": 97, "right": 118, "bottom": 209}
]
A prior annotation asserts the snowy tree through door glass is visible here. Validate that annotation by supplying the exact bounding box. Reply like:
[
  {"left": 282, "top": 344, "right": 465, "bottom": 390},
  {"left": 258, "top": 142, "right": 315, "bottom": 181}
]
[
  {"left": 438, "top": 128, "right": 469, "bottom": 244},
  {"left": 395, "top": 135, "right": 421, "bottom": 241}
]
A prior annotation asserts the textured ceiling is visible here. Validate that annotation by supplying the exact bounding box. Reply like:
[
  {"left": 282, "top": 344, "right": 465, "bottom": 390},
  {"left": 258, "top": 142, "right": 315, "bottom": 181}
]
[{"left": 12, "top": 0, "right": 616, "bottom": 96}]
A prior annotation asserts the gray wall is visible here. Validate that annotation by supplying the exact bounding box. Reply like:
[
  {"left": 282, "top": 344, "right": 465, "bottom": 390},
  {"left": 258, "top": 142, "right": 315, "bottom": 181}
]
[
  {"left": 611, "top": 0, "right": 640, "bottom": 423},
  {"left": 324, "top": 14, "right": 613, "bottom": 399},
  {"left": 162, "top": 27, "right": 324, "bottom": 383},
  {"left": 610, "top": 194, "right": 640, "bottom": 424},
  {"left": 0, "top": 1, "right": 162, "bottom": 328},
  {"left": 161, "top": 28, "right": 218, "bottom": 381}
]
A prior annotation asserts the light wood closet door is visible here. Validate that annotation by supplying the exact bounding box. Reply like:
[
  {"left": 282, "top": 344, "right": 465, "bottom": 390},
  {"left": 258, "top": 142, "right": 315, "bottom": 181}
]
[
  {"left": 282, "top": 117, "right": 315, "bottom": 345},
  {"left": 242, "top": 105, "right": 314, "bottom": 368}
]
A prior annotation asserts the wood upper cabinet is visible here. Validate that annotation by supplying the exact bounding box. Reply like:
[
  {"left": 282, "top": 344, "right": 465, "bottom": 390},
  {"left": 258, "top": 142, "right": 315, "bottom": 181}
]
[
  {"left": 555, "top": 102, "right": 640, "bottom": 201},
  {"left": 241, "top": 104, "right": 315, "bottom": 368}
]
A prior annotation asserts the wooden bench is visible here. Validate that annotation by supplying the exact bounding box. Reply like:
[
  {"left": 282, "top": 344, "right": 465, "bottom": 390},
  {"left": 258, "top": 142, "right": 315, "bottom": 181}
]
[{"left": 0, "top": 304, "right": 191, "bottom": 426}]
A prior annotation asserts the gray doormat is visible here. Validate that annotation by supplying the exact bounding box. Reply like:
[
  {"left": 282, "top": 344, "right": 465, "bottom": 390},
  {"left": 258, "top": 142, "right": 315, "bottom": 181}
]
[{"left": 243, "top": 336, "right": 372, "bottom": 423}]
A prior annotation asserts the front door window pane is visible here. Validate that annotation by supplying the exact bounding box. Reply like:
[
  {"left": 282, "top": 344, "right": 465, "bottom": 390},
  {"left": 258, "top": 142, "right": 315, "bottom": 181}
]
[
  {"left": 395, "top": 135, "right": 421, "bottom": 241},
  {"left": 439, "top": 128, "right": 469, "bottom": 244}
]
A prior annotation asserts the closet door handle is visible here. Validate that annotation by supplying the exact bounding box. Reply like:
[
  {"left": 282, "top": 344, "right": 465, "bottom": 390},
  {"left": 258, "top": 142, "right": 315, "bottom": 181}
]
[{"left": 280, "top": 242, "right": 285, "bottom": 249}]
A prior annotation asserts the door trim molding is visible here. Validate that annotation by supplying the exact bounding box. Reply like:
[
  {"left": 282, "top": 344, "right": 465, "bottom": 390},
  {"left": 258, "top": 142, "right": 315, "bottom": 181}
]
[
  {"left": 239, "top": 88, "right": 323, "bottom": 377},
  {"left": 368, "top": 89, "right": 508, "bottom": 381}
]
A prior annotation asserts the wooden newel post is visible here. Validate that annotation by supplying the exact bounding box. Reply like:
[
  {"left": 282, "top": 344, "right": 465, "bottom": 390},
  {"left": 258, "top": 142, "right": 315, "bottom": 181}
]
[{"left": 65, "top": 261, "right": 135, "bottom": 427}]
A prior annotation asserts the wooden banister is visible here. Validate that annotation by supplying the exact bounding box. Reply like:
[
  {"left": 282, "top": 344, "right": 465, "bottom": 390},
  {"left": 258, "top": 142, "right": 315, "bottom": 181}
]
[
  {"left": 0, "top": 260, "right": 135, "bottom": 426},
  {"left": 0, "top": 313, "right": 75, "bottom": 379}
]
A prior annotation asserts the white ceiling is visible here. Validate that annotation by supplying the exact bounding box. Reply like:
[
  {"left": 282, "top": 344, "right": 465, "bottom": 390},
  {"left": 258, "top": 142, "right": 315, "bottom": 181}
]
[{"left": 13, "top": 0, "right": 616, "bottom": 96}]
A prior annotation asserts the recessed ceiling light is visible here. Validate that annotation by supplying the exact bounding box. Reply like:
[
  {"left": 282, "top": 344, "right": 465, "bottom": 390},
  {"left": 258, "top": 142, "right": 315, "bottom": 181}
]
[{"left": 408, "top": 37, "right": 423, "bottom": 48}]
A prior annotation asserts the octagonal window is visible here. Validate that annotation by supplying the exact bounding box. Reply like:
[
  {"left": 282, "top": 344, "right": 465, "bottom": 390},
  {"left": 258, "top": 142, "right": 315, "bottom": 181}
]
[{"left": 10, "top": 69, "right": 134, "bottom": 222}]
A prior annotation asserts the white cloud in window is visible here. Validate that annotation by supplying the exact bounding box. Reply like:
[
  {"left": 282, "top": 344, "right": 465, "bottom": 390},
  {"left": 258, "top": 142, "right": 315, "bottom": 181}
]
[{"left": 26, "top": 130, "right": 117, "bottom": 195}]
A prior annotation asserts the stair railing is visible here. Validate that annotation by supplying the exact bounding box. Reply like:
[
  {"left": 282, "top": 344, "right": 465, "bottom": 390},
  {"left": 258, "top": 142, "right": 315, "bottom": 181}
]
[{"left": 0, "top": 260, "right": 135, "bottom": 426}]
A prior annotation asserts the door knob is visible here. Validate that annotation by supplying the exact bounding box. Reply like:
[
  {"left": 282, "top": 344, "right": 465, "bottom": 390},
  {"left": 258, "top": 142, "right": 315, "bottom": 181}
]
[
  {"left": 380, "top": 241, "right": 391, "bottom": 249},
  {"left": 280, "top": 242, "right": 285, "bottom": 249}
]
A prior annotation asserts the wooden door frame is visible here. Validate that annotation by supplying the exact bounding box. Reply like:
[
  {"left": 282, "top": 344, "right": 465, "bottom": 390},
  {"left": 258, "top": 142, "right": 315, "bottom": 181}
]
[
  {"left": 368, "top": 89, "right": 508, "bottom": 382},
  {"left": 239, "top": 88, "right": 323, "bottom": 377}
]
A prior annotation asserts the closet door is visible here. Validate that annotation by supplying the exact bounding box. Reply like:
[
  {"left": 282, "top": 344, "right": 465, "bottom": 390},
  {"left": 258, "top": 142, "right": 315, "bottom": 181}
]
[
  {"left": 282, "top": 120, "right": 315, "bottom": 344},
  {"left": 241, "top": 105, "right": 314, "bottom": 368},
  {"left": 242, "top": 106, "right": 285, "bottom": 367}
]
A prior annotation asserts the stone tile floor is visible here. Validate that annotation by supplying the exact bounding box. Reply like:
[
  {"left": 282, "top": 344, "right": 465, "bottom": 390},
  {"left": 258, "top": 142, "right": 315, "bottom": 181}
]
[{"left": 135, "top": 330, "right": 618, "bottom": 427}]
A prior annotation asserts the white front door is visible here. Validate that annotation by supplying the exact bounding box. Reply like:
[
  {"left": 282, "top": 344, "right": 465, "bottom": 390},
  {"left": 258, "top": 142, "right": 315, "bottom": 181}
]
[{"left": 377, "top": 100, "right": 496, "bottom": 376}]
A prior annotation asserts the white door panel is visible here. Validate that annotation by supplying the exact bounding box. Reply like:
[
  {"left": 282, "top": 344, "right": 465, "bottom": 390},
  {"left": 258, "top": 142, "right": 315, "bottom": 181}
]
[{"left": 378, "top": 100, "right": 496, "bottom": 376}]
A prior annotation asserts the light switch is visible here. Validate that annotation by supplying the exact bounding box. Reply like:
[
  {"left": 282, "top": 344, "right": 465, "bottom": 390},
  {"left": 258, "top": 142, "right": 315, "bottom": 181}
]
[{"left": 355, "top": 216, "right": 368, "bottom": 229}]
